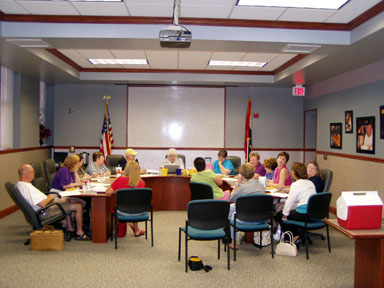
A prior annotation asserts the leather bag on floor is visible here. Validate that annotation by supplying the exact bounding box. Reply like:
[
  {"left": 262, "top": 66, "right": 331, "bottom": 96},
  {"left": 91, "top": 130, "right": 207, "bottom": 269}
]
[{"left": 30, "top": 225, "right": 64, "bottom": 251}]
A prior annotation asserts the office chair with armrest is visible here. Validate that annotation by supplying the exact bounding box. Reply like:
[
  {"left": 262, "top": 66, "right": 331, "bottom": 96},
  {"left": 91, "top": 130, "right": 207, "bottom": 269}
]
[
  {"left": 189, "top": 182, "right": 213, "bottom": 201},
  {"left": 178, "top": 200, "right": 230, "bottom": 272},
  {"left": 30, "top": 161, "right": 48, "bottom": 194},
  {"left": 227, "top": 156, "right": 241, "bottom": 175},
  {"left": 284, "top": 192, "right": 332, "bottom": 259},
  {"left": 231, "top": 194, "right": 274, "bottom": 261},
  {"left": 106, "top": 155, "right": 125, "bottom": 175},
  {"left": 320, "top": 169, "right": 333, "bottom": 192},
  {"left": 5, "top": 182, "right": 68, "bottom": 245},
  {"left": 111, "top": 188, "right": 153, "bottom": 249},
  {"left": 44, "top": 159, "right": 57, "bottom": 189}
]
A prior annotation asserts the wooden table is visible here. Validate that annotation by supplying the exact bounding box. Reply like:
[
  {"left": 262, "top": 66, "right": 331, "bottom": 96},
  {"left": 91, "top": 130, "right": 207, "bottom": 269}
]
[{"left": 324, "top": 218, "right": 384, "bottom": 288}]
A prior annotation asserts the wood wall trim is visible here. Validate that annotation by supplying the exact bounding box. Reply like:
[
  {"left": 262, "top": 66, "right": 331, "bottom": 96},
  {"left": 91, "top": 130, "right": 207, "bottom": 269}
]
[
  {"left": 0, "top": 205, "right": 19, "bottom": 219},
  {"left": 349, "top": 1, "right": 384, "bottom": 30},
  {"left": 317, "top": 150, "right": 384, "bottom": 164},
  {"left": 0, "top": 146, "right": 52, "bottom": 155},
  {"left": 46, "top": 49, "right": 82, "bottom": 71},
  {"left": 274, "top": 54, "right": 308, "bottom": 75}
]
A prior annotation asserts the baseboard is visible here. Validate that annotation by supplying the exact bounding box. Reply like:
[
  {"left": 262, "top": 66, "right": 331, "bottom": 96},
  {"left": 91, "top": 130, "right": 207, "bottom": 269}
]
[{"left": 0, "top": 205, "right": 19, "bottom": 219}]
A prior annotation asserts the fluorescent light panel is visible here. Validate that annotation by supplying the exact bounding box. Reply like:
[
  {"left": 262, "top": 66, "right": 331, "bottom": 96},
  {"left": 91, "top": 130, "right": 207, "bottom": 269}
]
[
  {"left": 89, "top": 59, "right": 148, "bottom": 65},
  {"left": 209, "top": 60, "right": 267, "bottom": 67},
  {"left": 237, "top": 0, "right": 349, "bottom": 10}
]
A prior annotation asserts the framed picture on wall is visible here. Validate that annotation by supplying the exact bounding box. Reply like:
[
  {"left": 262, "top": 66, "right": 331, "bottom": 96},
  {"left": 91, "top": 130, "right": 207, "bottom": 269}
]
[
  {"left": 380, "top": 105, "right": 384, "bottom": 139},
  {"left": 356, "top": 116, "right": 375, "bottom": 154},
  {"left": 345, "top": 110, "right": 353, "bottom": 133},
  {"left": 330, "top": 123, "right": 342, "bottom": 149}
]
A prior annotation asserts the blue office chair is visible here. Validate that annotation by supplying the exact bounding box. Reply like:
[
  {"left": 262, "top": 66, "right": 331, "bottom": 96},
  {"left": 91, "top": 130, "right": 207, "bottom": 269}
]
[
  {"left": 189, "top": 182, "right": 213, "bottom": 201},
  {"left": 284, "top": 192, "right": 332, "bottom": 259},
  {"left": 231, "top": 194, "right": 274, "bottom": 260},
  {"left": 178, "top": 200, "right": 230, "bottom": 272}
]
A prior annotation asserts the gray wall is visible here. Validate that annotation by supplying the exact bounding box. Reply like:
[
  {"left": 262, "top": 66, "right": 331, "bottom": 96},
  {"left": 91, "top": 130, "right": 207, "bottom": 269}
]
[
  {"left": 53, "top": 84, "right": 304, "bottom": 149},
  {"left": 304, "top": 80, "right": 384, "bottom": 158}
]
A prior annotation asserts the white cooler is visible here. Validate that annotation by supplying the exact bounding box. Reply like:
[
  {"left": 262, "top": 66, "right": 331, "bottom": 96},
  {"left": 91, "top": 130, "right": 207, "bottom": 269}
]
[{"left": 337, "top": 191, "right": 383, "bottom": 230}]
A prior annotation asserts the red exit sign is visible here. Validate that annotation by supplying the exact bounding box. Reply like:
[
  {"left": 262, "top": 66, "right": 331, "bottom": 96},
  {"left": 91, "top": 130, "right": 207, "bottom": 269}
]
[{"left": 292, "top": 85, "right": 305, "bottom": 96}]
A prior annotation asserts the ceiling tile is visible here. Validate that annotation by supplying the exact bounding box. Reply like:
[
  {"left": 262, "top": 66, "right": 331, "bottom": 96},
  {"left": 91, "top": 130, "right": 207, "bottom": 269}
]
[
  {"left": 182, "top": 0, "right": 236, "bottom": 5},
  {"left": 121, "top": 64, "right": 150, "bottom": 69},
  {"left": 95, "top": 64, "right": 123, "bottom": 69},
  {"left": 16, "top": 1, "right": 79, "bottom": 15},
  {"left": 181, "top": 5, "right": 233, "bottom": 19},
  {"left": 110, "top": 50, "right": 147, "bottom": 59},
  {"left": 178, "top": 51, "right": 212, "bottom": 69},
  {"left": 261, "top": 54, "right": 297, "bottom": 71},
  {"left": 233, "top": 66, "right": 262, "bottom": 71},
  {"left": 0, "top": 0, "right": 29, "bottom": 14},
  {"left": 146, "top": 50, "right": 178, "bottom": 69},
  {"left": 72, "top": 2, "right": 129, "bottom": 16},
  {"left": 278, "top": 8, "right": 337, "bottom": 22},
  {"left": 125, "top": 3, "right": 173, "bottom": 17},
  {"left": 230, "top": 6, "right": 286, "bottom": 21},
  {"left": 210, "top": 52, "right": 246, "bottom": 61},
  {"left": 242, "top": 53, "right": 279, "bottom": 62}
]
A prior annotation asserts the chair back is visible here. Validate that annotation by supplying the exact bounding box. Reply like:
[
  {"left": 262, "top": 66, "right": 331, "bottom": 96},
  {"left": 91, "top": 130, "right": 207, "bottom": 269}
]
[
  {"left": 5, "top": 182, "right": 42, "bottom": 229},
  {"left": 106, "top": 155, "right": 124, "bottom": 174},
  {"left": 189, "top": 182, "right": 213, "bottom": 201},
  {"left": 236, "top": 194, "right": 273, "bottom": 222},
  {"left": 44, "top": 159, "right": 56, "bottom": 188},
  {"left": 187, "top": 200, "right": 229, "bottom": 230},
  {"left": 307, "top": 192, "right": 332, "bottom": 220},
  {"left": 227, "top": 156, "right": 241, "bottom": 174},
  {"left": 116, "top": 188, "right": 152, "bottom": 214},
  {"left": 30, "top": 162, "right": 48, "bottom": 194},
  {"left": 320, "top": 169, "right": 333, "bottom": 192}
]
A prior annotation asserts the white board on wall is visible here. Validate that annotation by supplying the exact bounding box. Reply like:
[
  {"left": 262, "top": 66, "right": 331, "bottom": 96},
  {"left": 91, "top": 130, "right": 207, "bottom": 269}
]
[{"left": 128, "top": 86, "right": 225, "bottom": 148}]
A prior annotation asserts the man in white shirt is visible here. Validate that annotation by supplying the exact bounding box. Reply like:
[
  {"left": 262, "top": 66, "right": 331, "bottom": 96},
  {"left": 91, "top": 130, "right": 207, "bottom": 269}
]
[{"left": 16, "top": 164, "right": 90, "bottom": 240}]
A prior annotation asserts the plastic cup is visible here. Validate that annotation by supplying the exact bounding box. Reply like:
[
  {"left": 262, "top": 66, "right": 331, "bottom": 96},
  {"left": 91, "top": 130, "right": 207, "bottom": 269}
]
[
  {"left": 176, "top": 168, "right": 182, "bottom": 176},
  {"left": 161, "top": 168, "right": 168, "bottom": 176}
]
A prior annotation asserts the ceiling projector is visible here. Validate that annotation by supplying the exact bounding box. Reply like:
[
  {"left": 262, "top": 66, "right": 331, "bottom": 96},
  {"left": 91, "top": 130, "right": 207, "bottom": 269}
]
[{"left": 159, "top": 25, "right": 192, "bottom": 48}]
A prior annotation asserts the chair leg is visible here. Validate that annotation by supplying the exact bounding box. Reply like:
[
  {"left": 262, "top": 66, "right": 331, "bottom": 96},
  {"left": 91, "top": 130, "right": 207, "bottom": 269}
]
[
  {"left": 114, "top": 217, "right": 118, "bottom": 249},
  {"left": 270, "top": 227, "right": 274, "bottom": 259},
  {"left": 145, "top": 220, "right": 148, "bottom": 240},
  {"left": 151, "top": 216, "right": 154, "bottom": 247},
  {"left": 233, "top": 227, "right": 237, "bottom": 261},
  {"left": 227, "top": 227, "right": 230, "bottom": 270},
  {"left": 218, "top": 239, "right": 221, "bottom": 259},
  {"left": 185, "top": 230, "right": 188, "bottom": 273},
  {"left": 178, "top": 228, "right": 181, "bottom": 261},
  {"left": 326, "top": 225, "right": 331, "bottom": 253},
  {"left": 110, "top": 214, "right": 114, "bottom": 242},
  {"left": 304, "top": 228, "right": 309, "bottom": 260}
]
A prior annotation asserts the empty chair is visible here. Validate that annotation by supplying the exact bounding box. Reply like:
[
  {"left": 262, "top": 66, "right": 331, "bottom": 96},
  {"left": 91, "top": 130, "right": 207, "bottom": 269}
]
[
  {"left": 284, "top": 192, "right": 332, "bottom": 259},
  {"left": 320, "top": 168, "right": 333, "bottom": 192},
  {"left": 189, "top": 182, "right": 213, "bottom": 201},
  {"left": 178, "top": 199, "right": 230, "bottom": 272},
  {"left": 227, "top": 156, "right": 241, "bottom": 175},
  {"left": 106, "top": 154, "right": 125, "bottom": 175},
  {"left": 44, "top": 159, "right": 57, "bottom": 189},
  {"left": 231, "top": 194, "right": 274, "bottom": 260},
  {"left": 111, "top": 188, "right": 153, "bottom": 249},
  {"left": 30, "top": 161, "right": 48, "bottom": 194}
]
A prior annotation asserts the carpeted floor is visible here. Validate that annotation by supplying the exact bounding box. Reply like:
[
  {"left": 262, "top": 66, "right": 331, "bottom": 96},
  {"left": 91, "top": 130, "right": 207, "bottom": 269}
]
[{"left": 0, "top": 211, "right": 354, "bottom": 288}]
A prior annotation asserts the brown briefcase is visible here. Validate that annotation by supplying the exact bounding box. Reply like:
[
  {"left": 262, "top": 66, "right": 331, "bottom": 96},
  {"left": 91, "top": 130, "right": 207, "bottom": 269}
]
[{"left": 30, "top": 225, "right": 64, "bottom": 251}]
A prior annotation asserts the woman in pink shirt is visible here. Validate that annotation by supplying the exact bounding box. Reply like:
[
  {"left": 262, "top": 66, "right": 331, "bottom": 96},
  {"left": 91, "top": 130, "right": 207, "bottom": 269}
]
[{"left": 266, "top": 151, "right": 292, "bottom": 190}]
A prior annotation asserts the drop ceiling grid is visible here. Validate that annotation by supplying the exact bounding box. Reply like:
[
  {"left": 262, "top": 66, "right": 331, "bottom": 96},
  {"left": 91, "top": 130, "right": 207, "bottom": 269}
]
[
  {"left": 71, "top": 2, "right": 130, "bottom": 16},
  {"left": 15, "top": 1, "right": 79, "bottom": 15}
]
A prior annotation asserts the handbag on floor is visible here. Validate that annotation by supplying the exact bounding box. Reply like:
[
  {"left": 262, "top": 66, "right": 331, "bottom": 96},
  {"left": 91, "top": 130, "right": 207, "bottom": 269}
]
[
  {"left": 117, "top": 222, "right": 127, "bottom": 237},
  {"left": 253, "top": 230, "right": 271, "bottom": 247},
  {"left": 275, "top": 231, "right": 297, "bottom": 257},
  {"left": 30, "top": 225, "right": 64, "bottom": 251}
]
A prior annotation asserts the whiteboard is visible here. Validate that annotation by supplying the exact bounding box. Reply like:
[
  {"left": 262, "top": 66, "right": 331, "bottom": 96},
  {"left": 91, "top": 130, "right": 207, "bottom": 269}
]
[{"left": 128, "top": 86, "right": 225, "bottom": 148}]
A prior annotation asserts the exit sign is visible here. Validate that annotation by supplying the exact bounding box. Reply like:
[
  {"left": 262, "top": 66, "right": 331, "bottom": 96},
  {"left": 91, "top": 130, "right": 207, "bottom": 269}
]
[{"left": 292, "top": 85, "right": 305, "bottom": 96}]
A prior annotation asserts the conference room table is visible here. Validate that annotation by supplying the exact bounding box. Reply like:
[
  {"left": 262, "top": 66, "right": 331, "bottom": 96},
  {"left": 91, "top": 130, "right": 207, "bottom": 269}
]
[{"left": 324, "top": 218, "right": 384, "bottom": 288}]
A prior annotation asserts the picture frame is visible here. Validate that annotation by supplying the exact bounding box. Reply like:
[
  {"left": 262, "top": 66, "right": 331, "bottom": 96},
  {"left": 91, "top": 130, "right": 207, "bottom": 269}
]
[
  {"left": 356, "top": 116, "right": 375, "bottom": 154},
  {"left": 380, "top": 105, "right": 384, "bottom": 139},
  {"left": 345, "top": 110, "right": 353, "bottom": 133},
  {"left": 330, "top": 123, "right": 342, "bottom": 149}
]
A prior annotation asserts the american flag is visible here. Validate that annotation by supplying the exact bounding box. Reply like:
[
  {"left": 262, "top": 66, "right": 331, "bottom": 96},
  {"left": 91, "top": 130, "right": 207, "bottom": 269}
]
[
  {"left": 100, "top": 101, "right": 114, "bottom": 160},
  {"left": 244, "top": 99, "right": 252, "bottom": 162}
]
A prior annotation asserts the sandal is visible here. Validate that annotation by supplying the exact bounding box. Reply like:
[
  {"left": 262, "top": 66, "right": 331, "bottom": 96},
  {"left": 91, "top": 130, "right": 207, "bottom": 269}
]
[
  {"left": 134, "top": 230, "right": 146, "bottom": 237},
  {"left": 75, "top": 233, "right": 91, "bottom": 241}
]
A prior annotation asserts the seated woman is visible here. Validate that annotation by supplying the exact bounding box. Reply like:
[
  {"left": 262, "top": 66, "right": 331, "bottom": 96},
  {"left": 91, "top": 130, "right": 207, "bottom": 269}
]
[
  {"left": 307, "top": 160, "right": 324, "bottom": 192},
  {"left": 190, "top": 157, "right": 230, "bottom": 201},
  {"left": 266, "top": 151, "right": 292, "bottom": 190},
  {"left": 106, "top": 161, "right": 146, "bottom": 237},
  {"left": 51, "top": 154, "right": 83, "bottom": 191},
  {"left": 249, "top": 151, "right": 266, "bottom": 178},
  {"left": 213, "top": 150, "right": 234, "bottom": 176},
  {"left": 86, "top": 152, "right": 111, "bottom": 178},
  {"left": 228, "top": 163, "right": 265, "bottom": 249},
  {"left": 77, "top": 153, "right": 91, "bottom": 181},
  {"left": 277, "top": 162, "right": 316, "bottom": 242},
  {"left": 160, "top": 148, "right": 184, "bottom": 169},
  {"left": 264, "top": 158, "right": 277, "bottom": 181}
]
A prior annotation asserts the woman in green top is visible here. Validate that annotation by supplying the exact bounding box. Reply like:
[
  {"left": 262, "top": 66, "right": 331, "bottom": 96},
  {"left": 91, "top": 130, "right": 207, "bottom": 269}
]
[{"left": 190, "top": 157, "right": 230, "bottom": 201}]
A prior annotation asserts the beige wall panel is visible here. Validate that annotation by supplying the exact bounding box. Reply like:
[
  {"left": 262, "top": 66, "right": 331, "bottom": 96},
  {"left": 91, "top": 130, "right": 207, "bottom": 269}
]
[{"left": 0, "top": 149, "right": 50, "bottom": 211}]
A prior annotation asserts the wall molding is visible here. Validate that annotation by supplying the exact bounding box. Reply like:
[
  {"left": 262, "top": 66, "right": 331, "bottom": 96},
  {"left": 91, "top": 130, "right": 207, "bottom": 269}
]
[
  {"left": 0, "top": 205, "right": 18, "bottom": 219},
  {"left": 317, "top": 150, "right": 384, "bottom": 164},
  {"left": 0, "top": 146, "right": 52, "bottom": 155}
]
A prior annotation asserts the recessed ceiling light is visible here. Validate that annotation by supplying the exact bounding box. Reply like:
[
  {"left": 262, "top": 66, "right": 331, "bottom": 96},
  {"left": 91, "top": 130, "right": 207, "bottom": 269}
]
[
  {"left": 237, "top": 0, "right": 349, "bottom": 10},
  {"left": 89, "top": 59, "right": 148, "bottom": 65},
  {"left": 6, "top": 38, "right": 50, "bottom": 48},
  {"left": 209, "top": 60, "right": 267, "bottom": 67}
]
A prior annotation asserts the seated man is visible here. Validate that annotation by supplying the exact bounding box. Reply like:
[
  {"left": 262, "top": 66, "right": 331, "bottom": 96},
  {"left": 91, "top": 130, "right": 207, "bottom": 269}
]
[
  {"left": 117, "top": 148, "right": 146, "bottom": 174},
  {"left": 213, "top": 150, "right": 234, "bottom": 176},
  {"left": 190, "top": 157, "right": 230, "bottom": 201},
  {"left": 86, "top": 152, "right": 111, "bottom": 178},
  {"left": 16, "top": 164, "right": 90, "bottom": 240}
]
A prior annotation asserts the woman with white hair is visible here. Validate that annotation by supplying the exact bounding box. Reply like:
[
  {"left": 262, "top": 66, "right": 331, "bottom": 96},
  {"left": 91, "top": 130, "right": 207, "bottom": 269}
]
[{"left": 160, "top": 148, "right": 184, "bottom": 169}]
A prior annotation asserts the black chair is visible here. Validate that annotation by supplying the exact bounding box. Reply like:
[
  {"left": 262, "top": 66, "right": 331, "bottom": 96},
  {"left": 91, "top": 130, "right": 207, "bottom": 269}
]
[
  {"left": 106, "top": 154, "right": 124, "bottom": 175},
  {"left": 320, "top": 169, "right": 333, "bottom": 192},
  {"left": 284, "top": 192, "right": 332, "bottom": 259},
  {"left": 5, "top": 182, "right": 67, "bottom": 244},
  {"left": 227, "top": 156, "right": 241, "bottom": 175},
  {"left": 178, "top": 200, "right": 230, "bottom": 272},
  {"left": 231, "top": 194, "right": 274, "bottom": 260},
  {"left": 44, "top": 159, "right": 56, "bottom": 189},
  {"left": 189, "top": 182, "right": 213, "bottom": 201},
  {"left": 30, "top": 161, "right": 48, "bottom": 194},
  {"left": 111, "top": 188, "right": 153, "bottom": 249}
]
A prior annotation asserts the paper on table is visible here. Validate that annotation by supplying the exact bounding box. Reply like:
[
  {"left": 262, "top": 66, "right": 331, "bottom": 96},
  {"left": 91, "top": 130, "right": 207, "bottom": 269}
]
[
  {"left": 90, "top": 183, "right": 108, "bottom": 192},
  {"left": 267, "top": 192, "right": 288, "bottom": 198},
  {"left": 59, "top": 190, "right": 82, "bottom": 197}
]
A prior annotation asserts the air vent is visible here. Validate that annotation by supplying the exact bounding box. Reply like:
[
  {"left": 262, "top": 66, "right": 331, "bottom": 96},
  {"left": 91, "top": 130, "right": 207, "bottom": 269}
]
[
  {"left": 6, "top": 39, "right": 51, "bottom": 48},
  {"left": 282, "top": 44, "right": 321, "bottom": 54}
]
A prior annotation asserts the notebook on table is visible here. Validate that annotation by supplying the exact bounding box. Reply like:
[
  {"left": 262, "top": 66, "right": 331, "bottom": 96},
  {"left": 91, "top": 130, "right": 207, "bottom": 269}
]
[{"left": 164, "top": 164, "right": 180, "bottom": 174}]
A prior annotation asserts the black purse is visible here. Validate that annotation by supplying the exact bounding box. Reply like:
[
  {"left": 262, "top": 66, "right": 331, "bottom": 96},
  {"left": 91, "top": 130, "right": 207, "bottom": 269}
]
[{"left": 188, "top": 256, "right": 212, "bottom": 272}]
